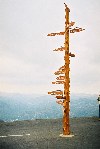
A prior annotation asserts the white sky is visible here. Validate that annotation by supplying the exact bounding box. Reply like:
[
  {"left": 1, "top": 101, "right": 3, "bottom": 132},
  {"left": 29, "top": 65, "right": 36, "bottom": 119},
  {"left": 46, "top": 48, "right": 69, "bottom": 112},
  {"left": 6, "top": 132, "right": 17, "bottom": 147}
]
[{"left": 0, "top": 0, "right": 100, "bottom": 94}]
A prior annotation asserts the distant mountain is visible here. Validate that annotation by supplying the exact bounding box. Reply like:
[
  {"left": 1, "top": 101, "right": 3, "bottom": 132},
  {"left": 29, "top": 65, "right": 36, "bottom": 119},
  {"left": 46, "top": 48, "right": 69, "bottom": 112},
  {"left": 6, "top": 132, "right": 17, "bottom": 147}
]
[
  {"left": 0, "top": 92, "right": 99, "bottom": 122},
  {"left": 70, "top": 93, "right": 98, "bottom": 117}
]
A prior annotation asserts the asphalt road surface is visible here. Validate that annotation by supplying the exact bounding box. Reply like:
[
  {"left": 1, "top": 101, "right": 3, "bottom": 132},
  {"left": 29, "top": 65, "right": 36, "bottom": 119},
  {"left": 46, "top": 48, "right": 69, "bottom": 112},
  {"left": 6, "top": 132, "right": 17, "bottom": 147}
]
[{"left": 0, "top": 117, "right": 100, "bottom": 149}]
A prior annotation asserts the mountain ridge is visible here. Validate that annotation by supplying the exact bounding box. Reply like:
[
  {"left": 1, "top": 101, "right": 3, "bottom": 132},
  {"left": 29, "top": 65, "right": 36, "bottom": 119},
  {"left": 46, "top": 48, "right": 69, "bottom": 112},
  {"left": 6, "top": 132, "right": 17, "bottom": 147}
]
[{"left": 0, "top": 92, "right": 99, "bottom": 122}]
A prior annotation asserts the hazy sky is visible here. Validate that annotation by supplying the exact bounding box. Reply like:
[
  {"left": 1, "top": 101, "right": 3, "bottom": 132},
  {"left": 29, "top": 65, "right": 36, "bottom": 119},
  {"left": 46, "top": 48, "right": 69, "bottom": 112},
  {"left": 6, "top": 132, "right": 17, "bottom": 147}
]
[{"left": 0, "top": 0, "right": 100, "bottom": 94}]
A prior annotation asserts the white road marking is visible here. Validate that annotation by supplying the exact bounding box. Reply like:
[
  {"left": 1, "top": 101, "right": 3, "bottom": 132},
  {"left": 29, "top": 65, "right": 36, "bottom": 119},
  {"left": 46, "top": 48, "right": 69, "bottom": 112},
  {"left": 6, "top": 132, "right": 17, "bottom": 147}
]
[
  {"left": 8, "top": 135, "right": 23, "bottom": 137},
  {"left": 0, "top": 136, "right": 7, "bottom": 138},
  {"left": 26, "top": 134, "right": 30, "bottom": 136},
  {"left": 0, "top": 134, "right": 30, "bottom": 138}
]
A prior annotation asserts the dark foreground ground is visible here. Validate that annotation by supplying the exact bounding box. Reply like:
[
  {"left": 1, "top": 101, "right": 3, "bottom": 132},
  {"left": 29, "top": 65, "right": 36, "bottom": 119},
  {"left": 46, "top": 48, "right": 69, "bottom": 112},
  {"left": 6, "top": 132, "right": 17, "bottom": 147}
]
[{"left": 0, "top": 117, "right": 100, "bottom": 149}]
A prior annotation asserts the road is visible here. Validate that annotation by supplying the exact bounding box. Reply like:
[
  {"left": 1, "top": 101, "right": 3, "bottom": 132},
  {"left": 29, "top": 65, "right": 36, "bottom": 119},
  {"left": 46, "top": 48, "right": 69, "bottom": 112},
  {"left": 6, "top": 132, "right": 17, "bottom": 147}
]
[{"left": 0, "top": 117, "right": 100, "bottom": 149}]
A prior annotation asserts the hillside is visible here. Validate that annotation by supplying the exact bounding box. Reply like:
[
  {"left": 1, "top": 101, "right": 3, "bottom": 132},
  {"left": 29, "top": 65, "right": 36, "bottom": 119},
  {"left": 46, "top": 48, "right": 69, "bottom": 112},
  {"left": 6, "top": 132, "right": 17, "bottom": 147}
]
[{"left": 0, "top": 92, "right": 99, "bottom": 122}]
